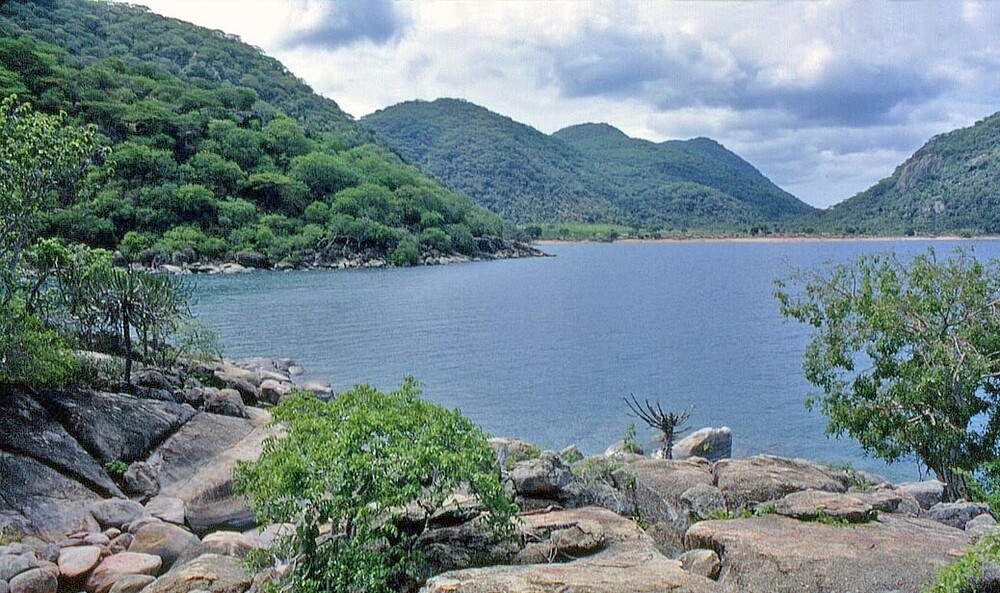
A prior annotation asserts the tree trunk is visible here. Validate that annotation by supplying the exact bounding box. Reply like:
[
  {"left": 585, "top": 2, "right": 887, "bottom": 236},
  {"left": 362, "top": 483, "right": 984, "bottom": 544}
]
[{"left": 933, "top": 464, "right": 972, "bottom": 503}]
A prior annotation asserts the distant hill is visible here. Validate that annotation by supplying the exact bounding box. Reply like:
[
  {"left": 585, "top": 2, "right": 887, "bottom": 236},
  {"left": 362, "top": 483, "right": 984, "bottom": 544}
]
[
  {"left": 0, "top": 0, "right": 515, "bottom": 266},
  {"left": 825, "top": 112, "right": 1000, "bottom": 235},
  {"left": 362, "top": 98, "right": 816, "bottom": 229}
]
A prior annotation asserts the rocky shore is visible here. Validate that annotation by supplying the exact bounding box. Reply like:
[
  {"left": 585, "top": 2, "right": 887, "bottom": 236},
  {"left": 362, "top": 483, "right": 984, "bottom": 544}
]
[{"left": 1, "top": 358, "right": 995, "bottom": 593}]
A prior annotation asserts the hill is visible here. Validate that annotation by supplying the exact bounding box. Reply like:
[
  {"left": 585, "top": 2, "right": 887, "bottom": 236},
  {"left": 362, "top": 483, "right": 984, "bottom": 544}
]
[
  {"left": 825, "top": 112, "right": 1000, "bottom": 235},
  {"left": 0, "top": 0, "right": 519, "bottom": 267},
  {"left": 362, "top": 98, "right": 816, "bottom": 230}
]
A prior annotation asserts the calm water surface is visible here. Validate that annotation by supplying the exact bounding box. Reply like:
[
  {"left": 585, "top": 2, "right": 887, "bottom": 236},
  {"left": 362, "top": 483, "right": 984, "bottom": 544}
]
[{"left": 190, "top": 239, "right": 1000, "bottom": 482}]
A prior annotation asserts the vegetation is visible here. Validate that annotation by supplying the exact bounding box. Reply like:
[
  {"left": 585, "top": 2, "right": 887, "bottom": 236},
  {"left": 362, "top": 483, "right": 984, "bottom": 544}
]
[
  {"left": 361, "top": 99, "right": 816, "bottom": 231},
  {"left": 924, "top": 529, "right": 1000, "bottom": 593},
  {"left": 0, "top": 0, "right": 512, "bottom": 268},
  {"left": 623, "top": 394, "right": 692, "bottom": 459},
  {"left": 775, "top": 248, "right": 1000, "bottom": 501},
  {"left": 233, "top": 378, "right": 518, "bottom": 593}
]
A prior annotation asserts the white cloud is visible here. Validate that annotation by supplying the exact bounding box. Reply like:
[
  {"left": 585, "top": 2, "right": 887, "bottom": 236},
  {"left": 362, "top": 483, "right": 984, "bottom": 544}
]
[{"left": 118, "top": 0, "right": 1000, "bottom": 209}]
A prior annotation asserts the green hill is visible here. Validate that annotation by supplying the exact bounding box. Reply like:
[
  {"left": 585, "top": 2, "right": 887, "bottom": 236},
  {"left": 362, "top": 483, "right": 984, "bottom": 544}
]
[
  {"left": 824, "top": 112, "right": 1000, "bottom": 235},
  {"left": 362, "top": 98, "right": 816, "bottom": 230},
  {"left": 0, "top": 0, "right": 515, "bottom": 266}
]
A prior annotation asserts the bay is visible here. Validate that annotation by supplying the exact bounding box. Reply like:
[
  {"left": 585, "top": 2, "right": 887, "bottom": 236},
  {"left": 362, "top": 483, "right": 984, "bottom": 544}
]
[{"left": 189, "top": 239, "right": 1000, "bottom": 482}]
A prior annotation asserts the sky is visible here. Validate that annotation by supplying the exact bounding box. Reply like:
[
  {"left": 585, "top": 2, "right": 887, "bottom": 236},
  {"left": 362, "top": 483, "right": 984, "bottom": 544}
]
[{"left": 120, "top": 0, "right": 1000, "bottom": 209}]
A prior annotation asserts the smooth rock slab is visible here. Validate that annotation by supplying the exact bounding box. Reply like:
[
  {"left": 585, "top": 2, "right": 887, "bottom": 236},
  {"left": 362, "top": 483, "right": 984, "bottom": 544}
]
[
  {"left": 686, "top": 513, "right": 971, "bottom": 593},
  {"left": 712, "top": 455, "right": 849, "bottom": 511},
  {"left": 57, "top": 545, "right": 102, "bottom": 579},
  {"left": 86, "top": 553, "right": 162, "bottom": 593},
  {"left": 771, "top": 489, "right": 877, "bottom": 523}
]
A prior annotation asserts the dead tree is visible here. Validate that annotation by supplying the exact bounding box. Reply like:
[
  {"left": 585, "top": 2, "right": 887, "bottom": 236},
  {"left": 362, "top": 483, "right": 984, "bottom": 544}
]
[{"left": 623, "top": 394, "right": 693, "bottom": 459}]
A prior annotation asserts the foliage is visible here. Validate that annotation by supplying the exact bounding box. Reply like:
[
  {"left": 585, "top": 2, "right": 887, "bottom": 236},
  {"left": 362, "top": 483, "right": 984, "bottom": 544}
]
[
  {"left": 775, "top": 248, "right": 1000, "bottom": 501},
  {"left": 233, "top": 378, "right": 518, "bottom": 593},
  {"left": 623, "top": 394, "right": 692, "bottom": 459},
  {"left": 104, "top": 459, "right": 128, "bottom": 477},
  {"left": 622, "top": 422, "right": 643, "bottom": 455},
  {"left": 361, "top": 98, "right": 815, "bottom": 229},
  {"left": 0, "top": 298, "right": 79, "bottom": 386},
  {"left": 924, "top": 528, "right": 1000, "bottom": 593}
]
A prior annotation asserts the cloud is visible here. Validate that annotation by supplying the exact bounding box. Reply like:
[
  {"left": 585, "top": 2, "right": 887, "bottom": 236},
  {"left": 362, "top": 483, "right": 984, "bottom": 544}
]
[{"left": 279, "top": 0, "right": 407, "bottom": 50}]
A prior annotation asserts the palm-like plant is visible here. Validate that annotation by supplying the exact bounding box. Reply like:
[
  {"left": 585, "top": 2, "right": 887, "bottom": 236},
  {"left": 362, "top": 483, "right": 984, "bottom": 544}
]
[{"left": 623, "top": 394, "right": 693, "bottom": 459}]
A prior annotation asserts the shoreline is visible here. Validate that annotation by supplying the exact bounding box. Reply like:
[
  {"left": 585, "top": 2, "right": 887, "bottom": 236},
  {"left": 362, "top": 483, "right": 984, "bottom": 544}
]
[{"left": 534, "top": 234, "right": 1000, "bottom": 245}]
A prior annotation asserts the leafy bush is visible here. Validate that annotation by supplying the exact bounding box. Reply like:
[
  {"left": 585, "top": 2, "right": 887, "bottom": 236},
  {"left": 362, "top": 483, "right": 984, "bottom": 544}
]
[
  {"left": 234, "top": 378, "right": 518, "bottom": 593},
  {"left": 924, "top": 529, "right": 1000, "bottom": 593},
  {"left": 0, "top": 301, "right": 79, "bottom": 387}
]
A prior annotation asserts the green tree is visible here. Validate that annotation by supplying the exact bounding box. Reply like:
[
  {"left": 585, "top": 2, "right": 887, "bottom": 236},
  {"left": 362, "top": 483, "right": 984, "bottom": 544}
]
[
  {"left": 775, "top": 248, "right": 1000, "bottom": 501},
  {"left": 234, "top": 378, "right": 518, "bottom": 593}
]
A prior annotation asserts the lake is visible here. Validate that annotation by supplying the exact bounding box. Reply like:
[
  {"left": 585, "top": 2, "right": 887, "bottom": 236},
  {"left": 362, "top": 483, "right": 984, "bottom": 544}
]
[{"left": 189, "top": 239, "right": 1000, "bottom": 482}]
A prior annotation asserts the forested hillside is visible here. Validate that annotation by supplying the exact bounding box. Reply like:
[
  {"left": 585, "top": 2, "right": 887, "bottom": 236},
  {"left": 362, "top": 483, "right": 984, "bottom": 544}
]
[
  {"left": 825, "top": 112, "right": 1000, "bottom": 235},
  {"left": 0, "top": 0, "right": 513, "bottom": 267},
  {"left": 362, "top": 98, "right": 816, "bottom": 231}
]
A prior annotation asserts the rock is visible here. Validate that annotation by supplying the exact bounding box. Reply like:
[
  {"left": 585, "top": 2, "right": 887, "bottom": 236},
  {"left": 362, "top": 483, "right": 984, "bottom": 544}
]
[
  {"left": 84, "top": 533, "right": 110, "bottom": 546},
  {"left": 559, "top": 445, "right": 584, "bottom": 463},
  {"left": 8, "top": 569, "right": 56, "bottom": 593},
  {"left": 106, "top": 574, "right": 156, "bottom": 593},
  {"left": 771, "top": 489, "right": 877, "bottom": 523},
  {"left": 233, "top": 251, "right": 268, "bottom": 269},
  {"left": 712, "top": 454, "right": 849, "bottom": 511},
  {"left": 421, "top": 507, "right": 719, "bottom": 593},
  {"left": 200, "top": 532, "right": 259, "bottom": 558},
  {"left": 612, "top": 458, "right": 715, "bottom": 556},
  {"left": 417, "top": 516, "right": 521, "bottom": 576},
  {"left": 680, "top": 483, "right": 727, "bottom": 522},
  {"left": 122, "top": 461, "right": 159, "bottom": 498},
  {"left": 86, "top": 553, "right": 162, "bottom": 593},
  {"left": 922, "top": 501, "right": 991, "bottom": 529},
  {"left": 37, "top": 545, "right": 57, "bottom": 565},
  {"left": 508, "top": 451, "right": 575, "bottom": 499},
  {"left": 0, "top": 580, "right": 8, "bottom": 593},
  {"left": 256, "top": 380, "right": 290, "bottom": 407},
  {"left": 297, "top": 381, "right": 332, "bottom": 400},
  {"left": 90, "top": 499, "right": 147, "bottom": 529},
  {"left": 672, "top": 427, "right": 732, "bottom": 463},
  {"left": 150, "top": 409, "right": 278, "bottom": 535},
  {"left": 142, "top": 554, "right": 251, "bottom": 593},
  {"left": 203, "top": 389, "right": 248, "bottom": 419},
  {"left": 242, "top": 524, "right": 293, "bottom": 549},
  {"left": 0, "top": 554, "right": 37, "bottom": 582},
  {"left": 33, "top": 562, "right": 56, "bottom": 582},
  {"left": 129, "top": 521, "right": 205, "bottom": 571},
  {"left": 604, "top": 439, "right": 643, "bottom": 456},
  {"left": 897, "top": 480, "right": 945, "bottom": 510},
  {"left": 679, "top": 549, "right": 721, "bottom": 580},
  {"left": 685, "top": 513, "right": 971, "bottom": 593},
  {"left": 855, "top": 486, "right": 922, "bottom": 517},
  {"left": 966, "top": 513, "right": 998, "bottom": 538},
  {"left": 145, "top": 496, "right": 185, "bottom": 525},
  {"left": 57, "top": 545, "right": 102, "bottom": 579}
]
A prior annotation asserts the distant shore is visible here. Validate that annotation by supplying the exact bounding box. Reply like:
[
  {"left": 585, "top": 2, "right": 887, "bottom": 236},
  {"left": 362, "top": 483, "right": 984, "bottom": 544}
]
[{"left": 534, "top": 234, "right": 1000, "bottom": 245}]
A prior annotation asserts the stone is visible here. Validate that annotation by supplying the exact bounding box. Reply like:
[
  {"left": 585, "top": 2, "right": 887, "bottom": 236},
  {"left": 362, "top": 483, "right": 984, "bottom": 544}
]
[
  {"left": 203, "top": 389, "right": 248, "bottom": 419},
  {"left": 421, "top": 507, "right": 719, "bottom": 593},
  {"left": 771, "top": 489, "right": 877, "bottom": 523},
  {"left": 129, "top": 521, "right": 205, "bottom": 571},
  {"left": 33, "top": 562, "right": 56, "bottom": 581},
  {"left": 559, "top": 445, "right": 584, "bottom": 463},
  {"left": 106, "top": 574, "right": 156, "bottom": 593},
  {"left": 897, "top": 480, "right": 945, "bottom": 510},
  {"left": 922, "top": 500, "right": 991, "bottom": 529},
  {"left": 0, "top": 580, "right": 8, "bottom": 593},
  {"left": 200, "top": 532, "right": 259, "bottom": 558},
  {"left": 685, "top": 513, "right": 971, "bottom": 593},
  {"left": 417, "top": 516, "right": 521, "bottom": 576},
  {"left": 0, "top": 554, "right": 37, "bottom": 582},
  {"left": 90, "top": 499, "right": 147, "bottom": 529},
  {"left": 145, "top": 497, "right": 186, "bottom": 525},
  {"left": 142, "top": 554, "right": 251, "bottom": 593},
  {"left": 508, "top": 451, "right": 575, "bottom": 499},
  {"left": 234, "top": 251, "right": 268, "bottom": 269},
  {"left": 256, "top": 380, "right": 290, "bottom": 407},
  {"left": 712, "top": 454, "right": 849, "bottom": 511},
  {"left": 297, "top": 381, "right": 333, "bottom": 399},
  {"left": 966, "top": 513, "right": 998, "bottom": 538},
  {"left": 242, "top": 524, "right": 293, "bottom": 549},
  {"left": 679, "top": 549, "right": 721, "bottom": 580},
  {"left": 8, "top": 569, "right": 56, "bottom": 593},
  {"left": 37, "top": 545, "right": 58, "bottom": 564},
  {"left": 680, "top": 483, "right": 727, "bottom": 522},
  {"left": 86, "top": 552, "right": 162, "bottom": 593},
  {"left": 856, "top": 486, "right": 922, "bottom": 517},
  {"left": 122, "top": 462, "right": 159, "bottom": 498},
  {"left": 84, "top": 533, "right": 111, "bottom": 546},
  {"left": 57, "top": 545, "right": 102, "bottom": 579},
  {"left": 672, "top": 427, "right": 732, "bottom": 463}
]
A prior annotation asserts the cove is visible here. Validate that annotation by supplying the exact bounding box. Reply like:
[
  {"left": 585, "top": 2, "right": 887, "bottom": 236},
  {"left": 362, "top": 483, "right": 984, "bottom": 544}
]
[{"left": 190, "top": 239, "right": 1000, "bottom": 482}]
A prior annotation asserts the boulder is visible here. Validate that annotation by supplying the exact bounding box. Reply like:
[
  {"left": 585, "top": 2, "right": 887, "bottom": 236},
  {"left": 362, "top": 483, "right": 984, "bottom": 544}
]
[
  {"left": 966, "top": 513, "right": 998, "bottom": 538},
  {"left": 203, "top": 389, "right": 248, "bottom": 419},
  {"left": 84, "top": 533, "right": 110, "bottom": 546},
  {"left": 855, "top": 486, "right": 922, "bottom": 517},
  {"left": 897, "top": 480, "right": 945, "bottom": 510},
  {"left": 771, "top": 489, "right": 877, "bottom": 523},
  {"left": 508, "top": 451, "right": 575, "bottom": 499},
  {"left": 144, "top": 497, "right": 185, "bottom": 525},
  {"left": 421, "top": 507, "right": 720, "bottom": 593},
  {"left": 57, "top": 545, "right": 102, "bottom": 579},
  {"left": 242, "top": 524, "right": 293, "bottom": 549},
  {"left": 922, "top": 501, "right": 991, "bottom": 529},
  {"left": 0, "top": 452, "right": 103, "bottom": 537},
  {"left": 106, "top": 574, "right": 155, "bottom": 593},
  {"left": 129, "top": 521, "right": 205, "bottom": 571},
  {"left": 90, "top": 499, "right": 147, "bottom": 529},
  {"left": 86, "top": 553, "right": 162, "bottom": 593},
  {"left": 672, "top": 427, "right": 732, "bottom": 463},
  {"left": 680, "top": 483, "right": 727, "bottom": 522},
  {"left": 142, "top": 554, "right": 251, "bottom": 593},
  {"left": 685, "top": 513, "right": 971, "bottom": 593},
  {"left": 150, "top": 409, "right": 278, "bottom": 535},
  {"left": 612, "top": 458, "right": 715, "bottom": 556},
  {"left": 8, "top": 568, "right": 56, "bottom": 593},
  {"left": 122, "top": 462, "right": 159, "bottom": 498},
  {"left": 679, "top": 549, "right": 721, "bottom": 580},
  {"left": 416, "top": 516, "right": 521, "bottom": 576},
  {"left": 233, "top": 251, "right": 268, "bottom": 269},
  {"left": 257, "top": 380, "right": 291, "bottom": 407},
  {"left": 712, "top": 455, "right": 849, "bottom": 510},
  {"left": 200, "top": 532, "right": 259, "bottom": 558},
  {"left": 0, "top": 554, "right": 37, "bottom": 582}
]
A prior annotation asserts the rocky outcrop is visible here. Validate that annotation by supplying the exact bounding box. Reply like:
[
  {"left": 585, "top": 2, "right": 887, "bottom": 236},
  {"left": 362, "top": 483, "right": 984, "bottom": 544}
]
[
  {"left": 712, "top": 455, "right": 849, "bottom": 510},
  {"left": 422, "top": 506, "right": 721, "bottom": 593},
  {"left": 686, "top": 513, "right": 971, "bottom": 593}
]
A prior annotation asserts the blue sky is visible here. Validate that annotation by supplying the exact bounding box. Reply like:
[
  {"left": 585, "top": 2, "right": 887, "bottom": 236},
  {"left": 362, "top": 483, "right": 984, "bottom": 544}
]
[{"left": 123, "top": 1, "right": 1000, "bottom": 209}]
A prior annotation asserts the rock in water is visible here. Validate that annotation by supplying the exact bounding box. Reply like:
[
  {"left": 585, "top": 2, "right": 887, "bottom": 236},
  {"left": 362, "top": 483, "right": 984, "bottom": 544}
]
[{"left": 672, "top": 427, "right": 732, "bottom": 462}]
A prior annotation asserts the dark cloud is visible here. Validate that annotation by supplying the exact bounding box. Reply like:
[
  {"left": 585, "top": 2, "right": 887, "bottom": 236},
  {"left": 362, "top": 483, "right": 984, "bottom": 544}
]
[{"left": 281, "top": 0, "right": 405, "bottom": 49}]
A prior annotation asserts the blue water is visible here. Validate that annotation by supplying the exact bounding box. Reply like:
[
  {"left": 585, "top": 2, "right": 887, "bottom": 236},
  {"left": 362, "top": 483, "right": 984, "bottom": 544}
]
[{"left": 189, "top": 239, "right": 1000, "bottom": 482}]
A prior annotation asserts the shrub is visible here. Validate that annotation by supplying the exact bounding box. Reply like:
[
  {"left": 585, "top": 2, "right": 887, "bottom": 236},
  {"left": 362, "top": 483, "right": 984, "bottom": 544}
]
[{"left": 234, "top": 378, "right": 518, "bottom": 593}]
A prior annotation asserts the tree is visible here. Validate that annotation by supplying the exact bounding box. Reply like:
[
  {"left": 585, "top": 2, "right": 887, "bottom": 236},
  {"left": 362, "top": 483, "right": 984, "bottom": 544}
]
[
  {"left": 775, "top": 248, "right": 1000, "bottom": 501},
  {"left": 623, "top": 394, "right": 692, "bottom": 459},
  {"left": 234, "top": 378, "right": 518, "bottom": 593}
]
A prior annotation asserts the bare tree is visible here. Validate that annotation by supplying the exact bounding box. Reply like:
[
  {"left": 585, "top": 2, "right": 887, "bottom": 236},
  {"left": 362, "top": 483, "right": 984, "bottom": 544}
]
[{"left": 623, "top": 394, "right": 692, "bottom": 459}]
